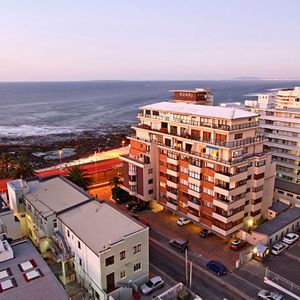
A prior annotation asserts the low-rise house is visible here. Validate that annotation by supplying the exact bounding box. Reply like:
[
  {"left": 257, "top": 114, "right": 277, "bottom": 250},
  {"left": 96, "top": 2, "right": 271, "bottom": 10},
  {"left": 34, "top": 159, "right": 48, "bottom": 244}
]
[
  {"left": 250, "top": 207, "right": 300, "bottom": 246},
  {"left": 0, "top": 195, "right": 21, "bottom": 240},
  {"left": 267, "top": 201, "right": 290, "bottom": 220},
  {"left": 0, "top": 239, "right": 69, "bottom": 300},
  {"left": 58, "top": 200, "right": 149, "bottom": 299},
  {"left": 274, "top": 178, "right": 300, "bottom": 207},
  {"left": 7, "top": 175, "right": 149, "bottom": 300}
]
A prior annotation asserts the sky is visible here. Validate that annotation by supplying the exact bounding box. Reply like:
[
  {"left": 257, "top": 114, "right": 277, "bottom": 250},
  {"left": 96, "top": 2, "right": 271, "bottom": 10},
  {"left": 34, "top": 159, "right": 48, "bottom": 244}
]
[{"left": 0, "top": 0, "right": 300, "bottom": 81}]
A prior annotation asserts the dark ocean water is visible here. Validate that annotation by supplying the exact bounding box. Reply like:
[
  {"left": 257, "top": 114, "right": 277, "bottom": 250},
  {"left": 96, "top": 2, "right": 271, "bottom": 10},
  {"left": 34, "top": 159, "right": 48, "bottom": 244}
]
[{"left": 0, "top": 80, "right": 299, "bottom": 137}]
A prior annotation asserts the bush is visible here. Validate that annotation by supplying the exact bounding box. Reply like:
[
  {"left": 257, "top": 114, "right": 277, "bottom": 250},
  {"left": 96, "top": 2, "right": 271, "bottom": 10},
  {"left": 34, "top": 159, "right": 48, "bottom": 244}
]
[{"left": 111, "top": 187, "right": 130, "bottom": 203}]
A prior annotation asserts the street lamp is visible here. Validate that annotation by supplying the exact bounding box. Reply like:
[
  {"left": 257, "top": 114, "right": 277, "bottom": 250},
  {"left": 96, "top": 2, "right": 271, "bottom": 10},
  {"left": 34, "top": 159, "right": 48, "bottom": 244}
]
[
  {"left": 121, "top": 140, "right": 125, "bottom": 147},
  {"left": 58, "top": 149, "right": 63, "bottom": 165},
  {"left": 189, "top": 253, "right": 202, "bottom": 288}
]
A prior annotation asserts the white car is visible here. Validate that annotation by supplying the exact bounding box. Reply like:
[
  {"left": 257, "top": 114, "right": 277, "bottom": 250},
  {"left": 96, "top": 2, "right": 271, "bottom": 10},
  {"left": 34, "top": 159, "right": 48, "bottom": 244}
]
[
  {"left": 283, "top": 233, "right": 299, "bottom": 245},
  {"left": 177, "top": 217, "right": 191, "bottom": 226},
  {"left": 257, "top": 289, "right": 283, "bottom": 300},
  {"left": 271, "top": 242, "right": 288, "bottom": 255},
  {"left": 140, "top": 276, "right": 164, "bottom": 295}
]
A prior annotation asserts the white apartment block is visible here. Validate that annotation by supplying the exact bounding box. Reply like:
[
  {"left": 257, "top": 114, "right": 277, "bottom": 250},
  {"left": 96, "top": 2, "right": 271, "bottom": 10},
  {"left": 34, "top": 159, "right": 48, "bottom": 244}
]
[
  {"left": 245, "top": 87, "right": 300, "bottom": 205},
  {"left": 7, "top": 175, "right": 149, "bottom": 300}
]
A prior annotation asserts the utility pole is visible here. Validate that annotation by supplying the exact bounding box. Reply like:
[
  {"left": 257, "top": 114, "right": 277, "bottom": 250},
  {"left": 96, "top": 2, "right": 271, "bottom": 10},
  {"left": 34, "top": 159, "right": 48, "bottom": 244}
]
[
  {"left": 185, "top": 248, "right": 188, "bottom": 285},
  {"left": 189, "top": 261, "right": 193, "bottom": 288}
]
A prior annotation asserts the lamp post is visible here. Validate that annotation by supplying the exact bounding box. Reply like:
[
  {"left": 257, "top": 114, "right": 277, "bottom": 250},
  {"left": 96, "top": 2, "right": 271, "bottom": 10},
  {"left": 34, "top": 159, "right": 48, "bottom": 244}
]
[
  {"left": 58, "top": 149, "right": 62, "bottom": 165},
  {"left": 189, "top": 254, "right": 202, "bottom": 288}
]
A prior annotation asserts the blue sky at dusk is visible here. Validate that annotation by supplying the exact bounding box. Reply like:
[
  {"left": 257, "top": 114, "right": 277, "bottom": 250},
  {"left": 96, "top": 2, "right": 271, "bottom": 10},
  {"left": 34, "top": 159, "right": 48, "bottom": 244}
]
[{"left": 1, "top": 0, "right": 299, "bottom": 81}]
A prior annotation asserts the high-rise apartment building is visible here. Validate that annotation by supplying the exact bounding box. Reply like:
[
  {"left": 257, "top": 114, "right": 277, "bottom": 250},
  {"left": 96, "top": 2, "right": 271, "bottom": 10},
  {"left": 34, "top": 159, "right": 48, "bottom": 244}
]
[
  {"left": 276, "top": 87, "right": 300, "bottom": 109},
  {"left": 121, "top": 90, "right": 275, "bottom": 238},
  {"left": 245, "top": 87, "right": 300, "bottom": 206}
]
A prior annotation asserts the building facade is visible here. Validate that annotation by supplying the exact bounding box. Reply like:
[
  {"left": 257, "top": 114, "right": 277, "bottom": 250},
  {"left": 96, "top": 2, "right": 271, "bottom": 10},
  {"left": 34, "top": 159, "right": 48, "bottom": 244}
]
[
  {"left": 7, "top": 176, "right": 149, "bottom": 300},
  {"left": 121, "top": 94, "right": 276, "bottom": 238},
  {"left": 245, "top": 87, "right": 300, "bottom": 205}
]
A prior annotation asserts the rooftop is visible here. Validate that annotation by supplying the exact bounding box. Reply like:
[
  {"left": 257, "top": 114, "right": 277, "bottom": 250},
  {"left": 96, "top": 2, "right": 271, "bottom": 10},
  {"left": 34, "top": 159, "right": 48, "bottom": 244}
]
[
  {"left": 275, "top": 178, "right": 300, "bottom": 195},
  {"left": 23, "top": 176, "right": 93, "bottom": 218},
  {"left": 253, "top": 207, "right": 300, "bottom": 237},
  {"left": 0, "top": 195, "right": 10, "bottom": 214},
  {"left": 0, "top": 240, "right": 69, "bottom": 300},
  {"left": 58, "top": 201, "right": 146, "bottom": 254},
  {"left": 139, "top": 102, "right": 257, "bottom": 120},
  {"left": 269, "top": 201, "right": 290, "bottom": 214}
]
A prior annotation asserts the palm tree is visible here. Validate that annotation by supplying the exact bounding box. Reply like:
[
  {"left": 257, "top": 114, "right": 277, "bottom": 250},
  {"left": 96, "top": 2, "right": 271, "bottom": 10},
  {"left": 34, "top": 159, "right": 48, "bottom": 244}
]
[
  {"left": 0, "top": 151, "right": 13, "bottom": 178},
  {"left": 67, "top": 166, "right": 92, "bottom": 191},
  {"left": 12, "top": 156, "right": 36, "bottom": 179},
  {"left": 109, "top": 175, "right": 123, "bottom": 188}
]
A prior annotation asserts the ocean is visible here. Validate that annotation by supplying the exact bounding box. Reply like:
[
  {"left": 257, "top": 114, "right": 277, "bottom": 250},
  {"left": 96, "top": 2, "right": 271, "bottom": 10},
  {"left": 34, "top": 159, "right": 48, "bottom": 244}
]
[{"left": 0, "top": 80, "right": 299, "bottom": 138}]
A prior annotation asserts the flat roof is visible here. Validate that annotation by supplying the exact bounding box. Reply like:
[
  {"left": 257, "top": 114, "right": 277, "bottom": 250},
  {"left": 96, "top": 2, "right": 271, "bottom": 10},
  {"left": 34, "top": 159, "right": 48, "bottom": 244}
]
[
  {"left": 253, "top": 207, "right": 300, "bottom": 236},
  {"left": 275, "top": 178, "right": 300, "bottom": 195},
  {"left": 140, "top": 102, "right": 257, "bottom": 120},
  {"left": 0, "top": 240, "right": 69, "bottom": 300},
  {"left": 24, "top": 176, "right": 92, "bottom": 218},
  {"left": 0, "top": 195, "right": 10, "bottom": 214},
  {"left": 58, "top": 201, "right": 145, "bottom": 254},
  {"left": 269, "top": 201, "right": 290, "bottom": 214}
]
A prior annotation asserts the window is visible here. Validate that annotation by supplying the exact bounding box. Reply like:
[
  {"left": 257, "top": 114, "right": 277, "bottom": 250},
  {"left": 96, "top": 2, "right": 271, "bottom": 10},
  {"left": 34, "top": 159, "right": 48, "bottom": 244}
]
[
  {"left": 78, "top": 241, "right": 81, "bottom": 249},
  {"left": 234, "top": 133, "right": 243, "bottom": 140},
  {"left": 203, "top": 187, "right": 214, "bottom": 196},
  {"left": 254, "top": 173, "right": 264, "bottom": 180},
  {"left": 105, "top": 255, "right": 114, "bottom": 267},
  {"left": 148, "top": 189, "right": 153, "bottom": 195},
  {"left": 120, "top": 251, "right": 126, "bottom": 260},
  {"left": 148, "top": 179, "right": 153, "bottom": 184},
  {"left": 67, "top": 230, "right": 70, "bottom": 237},
  {"left": 188, "top": 182, "right": 200, "bottom": 193},
  {"left": 255, "top": 160, "right": 266, "bottom": 167},
  {"left": 120, "top": 269, "right": 126, "bottom": 279},
  {"left": 203, "top": 175, "right": 214, "bottom": 183},
  {"left": 189, "top": 170, "right": 201, "bottom": 180},
  {"left": 79, "top": 258, "right": 82, "bottom": 266},
  {"left": 53, "top": 219, "right": 57, "bottom": 228},
  {"left": 180, "top": 166, "right": 189, "bottom": 174},
  {"left": 134, "top": 262, "right": 141, "bottom": 272},
  {"left": 204, "top": 162, "right": 214, "bottom": 170},
  {"left": 148, "top": 168, "right": 153, "bottom": 174},
  {"left": 287, "top": 193, "right": 294, "bottom": 197},
  {"left": 133, "top": 244, "right": 141, "bottom": 254}
]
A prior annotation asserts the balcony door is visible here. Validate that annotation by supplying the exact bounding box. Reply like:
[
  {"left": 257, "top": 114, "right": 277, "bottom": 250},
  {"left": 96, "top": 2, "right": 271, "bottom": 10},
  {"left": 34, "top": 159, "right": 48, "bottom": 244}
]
[{"left": 106, "top": 272, "right": 115, "bottom": 293}]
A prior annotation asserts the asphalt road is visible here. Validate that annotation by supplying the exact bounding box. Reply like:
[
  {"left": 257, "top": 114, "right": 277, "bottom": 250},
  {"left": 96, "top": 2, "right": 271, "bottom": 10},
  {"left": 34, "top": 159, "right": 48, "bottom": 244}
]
[{"left": 149, "top": 237, "right": 241, "bottom": 300}]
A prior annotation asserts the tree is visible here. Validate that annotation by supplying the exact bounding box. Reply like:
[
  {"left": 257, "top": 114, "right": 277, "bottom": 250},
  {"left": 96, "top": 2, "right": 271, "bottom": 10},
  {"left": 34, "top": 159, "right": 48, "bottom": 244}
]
[
  {"left": 109, "top": 175, "right": 123, "bottom": 188},
  {"left": 67, "top": 166, "right": 92, "bottom": 191},
  {"left": 0, "top": 151, "right": 13, "bottom": 178},
  {"left": 12, "top": 157, "right": 36, "bottom": 179}
]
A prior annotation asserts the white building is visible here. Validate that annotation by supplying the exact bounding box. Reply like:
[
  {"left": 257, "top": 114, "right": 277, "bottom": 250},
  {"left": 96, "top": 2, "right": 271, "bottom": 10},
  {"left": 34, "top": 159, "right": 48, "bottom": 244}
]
[
  {"left": 7, "top": 175, "right": 149, "bottom": 300},
  {"left": 245, "top": 89, "right": 300, "bottom": 205}
]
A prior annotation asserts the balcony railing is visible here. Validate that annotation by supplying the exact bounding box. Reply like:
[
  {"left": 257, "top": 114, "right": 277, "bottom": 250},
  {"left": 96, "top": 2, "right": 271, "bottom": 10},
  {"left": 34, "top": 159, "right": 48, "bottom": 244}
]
[
  {"left": 135, "top": 125, "right": 266, "bottom": 149},
  {"left": 138, "top": 113, "right": 259, "bottom": 131},
  {"left": 120, "top": 154, "right": 150, "bottom": 165}
]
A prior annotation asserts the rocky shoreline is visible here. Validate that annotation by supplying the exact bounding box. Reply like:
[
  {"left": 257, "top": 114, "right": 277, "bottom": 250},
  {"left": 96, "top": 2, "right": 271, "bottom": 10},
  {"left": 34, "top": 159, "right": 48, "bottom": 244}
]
[{"left": 0, "top": 124, "right": 132, "bottom": 169}]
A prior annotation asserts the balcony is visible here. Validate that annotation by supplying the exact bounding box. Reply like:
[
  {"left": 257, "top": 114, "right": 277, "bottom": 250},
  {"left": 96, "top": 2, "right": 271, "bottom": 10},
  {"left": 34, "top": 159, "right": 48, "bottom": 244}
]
[
  {"left": 136, "top": 125, "right": 265, "bottom": 149},
  {"left": 167, "top": 156, "right": 179, "bottom": 165},
  {"left": 187, "top": 213, "right": 200, "bottom": 222},
  {"left": 166, "top": 201, "right": 178, "bottom": 211},
  {"left": 120, "top": 154, "right": 150, "bottom": 168},
  {"left": 167, "top": 168, "right": 179, "bottom": 177},
  {"left": 167, "top": 191, "right": 178, "bottom": 201},
  {"left": 211, "top": 222, "right": 243, "bottom": 237},
  {"left": 188, "top": 201, "right": 200, "bottom": 210},
  {"left": 167, "top": 180, "right": 178, "bottom": 189},
  {"left": 212, "top": 210, "right": 244, "bottom": 224},
  {"left": 213, "top": 197, "right": 245, "bottom": 211},
  {"left": 138, "top": 113, "right": 259, "bottom": 131}
]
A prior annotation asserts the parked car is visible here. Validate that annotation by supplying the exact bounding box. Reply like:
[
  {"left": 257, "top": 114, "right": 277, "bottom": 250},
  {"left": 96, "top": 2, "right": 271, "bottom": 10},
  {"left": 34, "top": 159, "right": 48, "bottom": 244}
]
[
  {"left": 177, "top": 217, "right": 191, "bottom": 226},
  {"left": 257, "top": 289, "right": 283, "bottom": 300},
  {"left": 169, "top": 239, "right": 189, "bottom": 252},
  {"left": 283, "top": 233, "right": 299, "bottom": 245},
  {"left": 206, "top": 260, "right": 227, "bottom": 276},
  {"left": 131, "top": 214, "right": 140, "bottom": 221},
  {"left": 140, "top": 276, "right": 164, "bottom": 295},
  {"left": 199, "top": 229, "right": 212, "bottom": 238},
  {"left": 271, "top": 242, "right": 288, "bottom": 255},
  {"left": 132, "top": 203, "right": 147, "bottom": 212},
  {"left": 230, "top": 239, "right": 246, "bottom": 251},
  {"left": 126, "top": 202, "right": 137, "bottom": 211}
]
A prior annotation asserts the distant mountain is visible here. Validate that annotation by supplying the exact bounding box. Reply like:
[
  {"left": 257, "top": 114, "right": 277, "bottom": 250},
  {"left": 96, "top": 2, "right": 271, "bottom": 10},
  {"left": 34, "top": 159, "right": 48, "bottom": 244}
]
[{"left": 235, "top": 76, "right": 261, "bottom": 80}]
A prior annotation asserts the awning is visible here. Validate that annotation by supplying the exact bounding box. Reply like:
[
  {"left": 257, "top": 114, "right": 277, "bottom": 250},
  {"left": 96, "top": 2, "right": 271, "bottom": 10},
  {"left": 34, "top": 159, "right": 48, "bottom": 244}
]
[{"left": 206, "top": 145, "right": 219, "bottom": 151}]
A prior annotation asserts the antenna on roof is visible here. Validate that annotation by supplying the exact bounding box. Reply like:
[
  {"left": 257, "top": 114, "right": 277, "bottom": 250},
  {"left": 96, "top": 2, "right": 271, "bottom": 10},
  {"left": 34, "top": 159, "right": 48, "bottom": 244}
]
[{"left": 230, "top": 108, "right": 235, "bottom": 119}]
